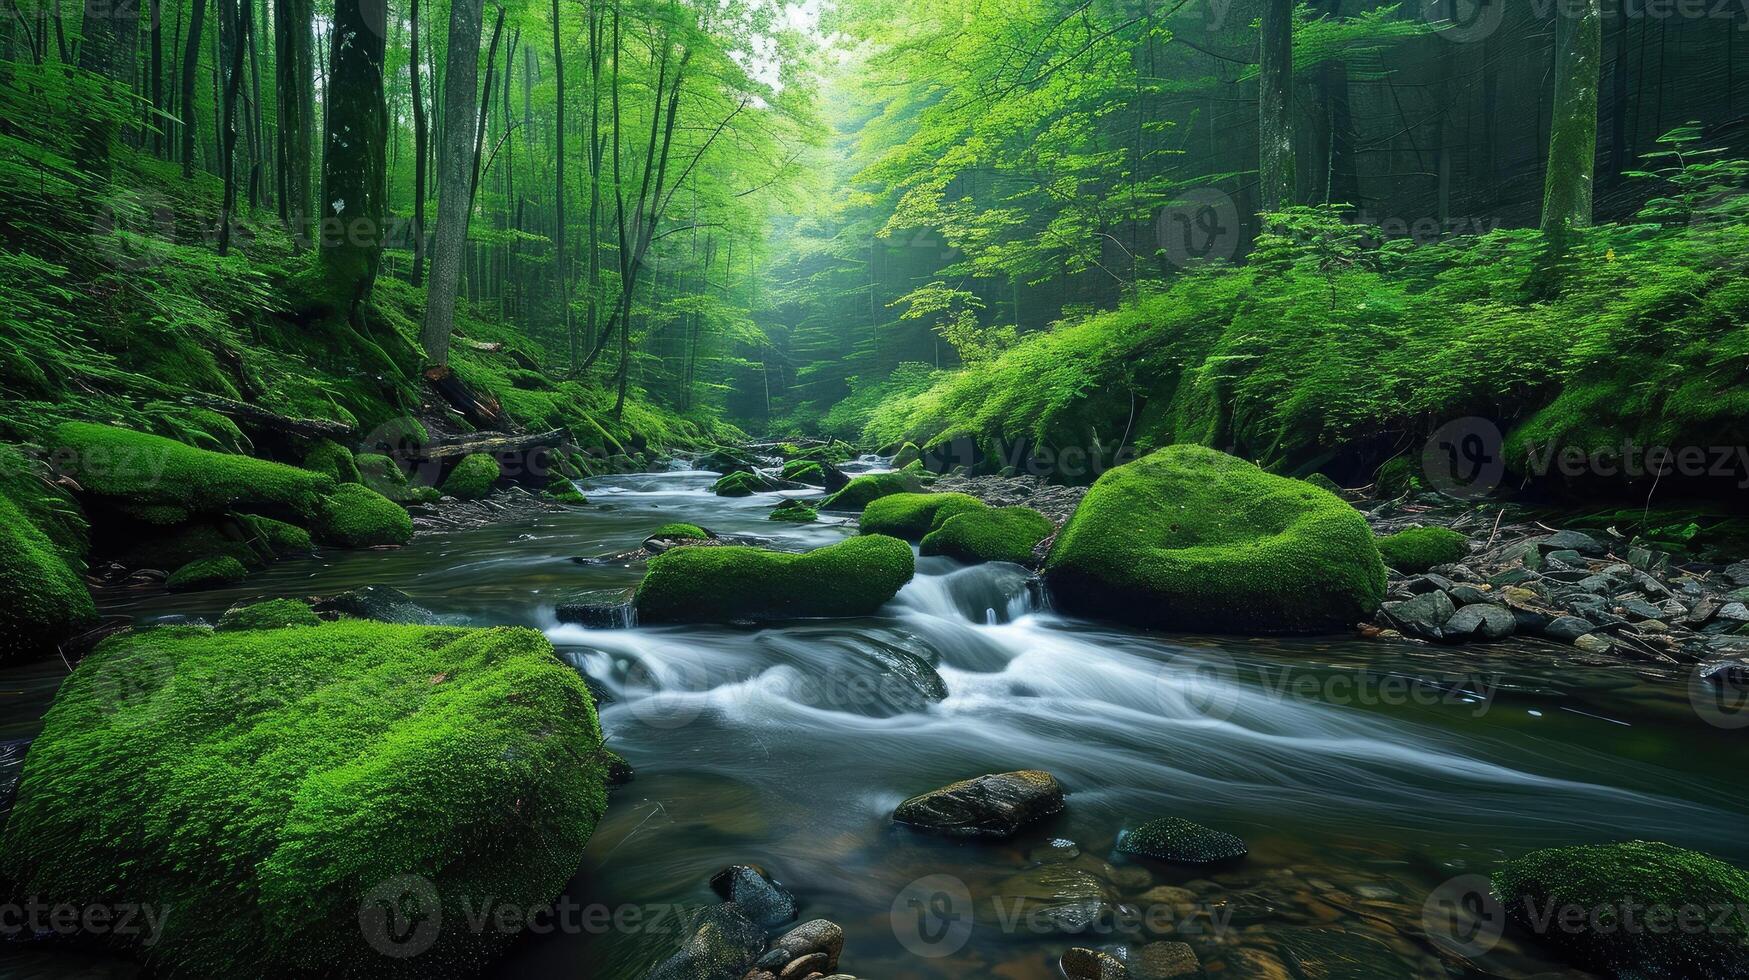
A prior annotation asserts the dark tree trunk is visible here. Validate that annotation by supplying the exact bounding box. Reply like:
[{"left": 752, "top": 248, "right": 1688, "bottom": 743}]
[
  {"left": 149, "top": 0, "right": 163, "bottom": 154},
  {"left": 1543, "top": 0, "right": 1602, "bottom": 230},
  {"left": 1258, "top": 0, "right": 1294, "bottom": 213},
  {"left": 179, "top": 0, "right": 208, "bottom": 178},
  {"left": 552, "top": 0, "right": 569, "bottom": 368},
  {"left": 319, "top": 0, "right": 389, "bottom": 315},
  {"left": 409, "top": 0, "right": 427, "bottom": 283},
  {"left": 217, "top": 0, "right": 250, "bottom": 255},
  {"left": 273, "top": 0, "right": 313, "bottom": 245},
  {"left": 418, "top": 0, "right": 484, "bottom": 366}
]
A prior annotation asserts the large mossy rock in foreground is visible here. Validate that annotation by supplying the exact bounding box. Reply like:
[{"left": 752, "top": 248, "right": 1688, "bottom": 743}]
[
  {"left": 635, "top": 535, "right": 916, "bottom": 623},
  {"left": 1043, "top": 445, "right": 1386, "bottom": 633},
  {"left": 0, "top": 621, "right": 609, "bottom": 978},
  {"left": 1492, "top": 841, "right": 1749, "bottom": 979}
]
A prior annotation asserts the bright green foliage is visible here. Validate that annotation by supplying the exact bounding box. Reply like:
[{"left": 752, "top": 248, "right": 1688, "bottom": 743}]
[
  {"left": 921, "top": 506, "right": 1052, "bottom": 565},
  {"left": 440, "top": 454, "right": 501, "bottom": 501},
  {"left": 769, "top": 500, "right": 819, "bottom": 523},
  {"left": 781, "top": 460, "right": 825, "bottom": 485},
  {"left": 244, "top": 515, "right": 315, "bottom": 555},
  {"left": 859, "top": 492, "right": 988, "bottom": 540},
  {"left": 1044, "top": 446, "right": 1387, "bottom": 633},
  {"left": 0, "top": 445, "right": 90, "bottom": 558},
  {"left": 646, "top": 522, "right": 711, "bottom": 542},
  {"left": 892, "top": 442, "right": 922, "bottom": 467},
  {"left": 167, "top": 556, "right": 249, "bottom": 591},
  {"left": 313, "top": 485, "right": 413, "bottom": 548},
  {"left": 356, "top": 453, "right": 407, "bottom": 490},
  {"left": 821, "top": 472, "right": 926, "bottom": 512},
  {"left": 712, "top": 471, "right": 769, "bottom": 497},
  {"left": 1493, "top": 842, "right": 1749, "bottom": 978},
  {"left": 1375, "top": 527, "right": 1470, "bottom": 573},
  {"left": 50, "top": 422, "right": 335, "bottom": 521},
  {"left": 545, "top": 473, "right": 588, "bottom": 505},
  {"left": 0, "top": 490, "right": 97, "bottom": 663},
  {"left": 216, "top": 598, "right": 323, "bottom": 631},
  {"left": 0, "top": 621, "right": 609, "bottom": 978},
  {"left": 635, "top": 535, "right": 917, "bottom": 624},
  {"left": 301, "top": 440, "right": 360, "bottom": 484}
]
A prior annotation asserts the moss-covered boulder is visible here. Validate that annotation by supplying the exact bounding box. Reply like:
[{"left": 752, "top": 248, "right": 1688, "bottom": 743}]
[
  {"left": 859, "top": 492, "right": 988, "bottom": 541},
  {"left": 244, "top": 515, "right": 315, "bottom": 556},
  {"left": 1304, "top": 472, "right": 1343, "bottom": 495},
  {"left": 712, "top": 471, "right": 774, "bottom": 497},
  {"left": 781, "top": 460, "right": 825, "bottom": 486},
  {"left": 769, "top": 500, "right": 818, "bottom": 523},
  {"left": 49, "top": 422, "right": 335, "bottom": 522},
  {"left": 820, "top": 472, "right": 925, "bottom": 513},
  {"left": 357, "top": 452, "right": 408, "bottom": 494},
  {"left": 1376, "top": 527, "right": 1470, "bottom": 573},
  {"left": 216, "top": 598, "right": 323, "bottom": 631},
  {"left": 634, "top": 535, "right": 916, "bottom": 624},
  {"left": 1374, "top": 456, "right": 1425, "bottom": 499},
  {"left": 921, "top": 506, "right": 1052, "bottom": 566},
  {"left": 313, "top": 484, "right": 413, "bottom": 548},
  {"left": 440, "top": 453, "right": 501, "bottom": 501},
  {"left": 545, "top": 472, "right": 588, "bottom": 505},
  {"left": 893, "top": 441, "right": 923, "bottom": 468},
  {"left": 0, "top": 621, "right": 609, "bottom": 978},
  {"left": 642, "top": 523, "right": 712, "bottom": 552},
  {"left": 1492, "top": 841, "right": 1749, "bottom": 979},
  {"left": 696, "top": 447, "right": 759, "bottom": 475},
  {"left": 0, "top": 490, "right": 97, "bottom": 663},
  {"left": 302, "top": 439, "right": 361, "bottom": 484},
  {"left": 1043, "top": 446, "right": 1387, "bottom": 633},
  {"left": 167, "top": 555, "right": 249, "bottom": 591}
]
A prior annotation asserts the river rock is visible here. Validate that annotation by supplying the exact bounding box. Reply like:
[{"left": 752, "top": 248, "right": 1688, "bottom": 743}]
[
  {"left": 1061, "top": 947, "right": 1128, "bottom": 980},
  {"left": 1541, "top": 530, "right": 1605, "bottom": 555},
  {"left": 1275, "top": 927, "right": 1410, "bottom": 977},
  {"left": 1446, "top": 584, "right": 1494, "bottom": 606},
  {"left": 555, "top": 589, "right": 636, "bottom": 629},
  {"left": 710, "top": 865, "right": 797, "bottom": 928},
  {"left": 893, "top": 770, "right": 1065, "bottom": 838},
  {"left": 982, "top": 865, "right": 1114, "bottom": 934},
  {"left": 1574, "top": 633, "right": 1615, "bottom": 654},
  {"left": 1725, "top": 562, "right": 1749, "bottom": 587},
  {"left": 647, "top": 904, "right": 767, "bottom": 980},
  {"left": 1135, "top": 942, "right": 1200, "bottom": 979},
  {"left": 1382, "top": 590, "right": 1455, "bottom": 638},
  {"left": 310, "top": 585, "right": 440, "bottom": 625},
  {"left": 1117, "top": 817, "right": 1247, "bottom": 865},
  {"left": 766, "top": 919, "right": 843, "bottom": 971},
  {"left": 1542, "top": 615, "right": 1595, "bottom": 643},
  {"left": 1618, "top": 598, "right": 1665, "bottom": 622},
  {"left": 1442, "top": 603, "right": 1515, "bottom": 642}
]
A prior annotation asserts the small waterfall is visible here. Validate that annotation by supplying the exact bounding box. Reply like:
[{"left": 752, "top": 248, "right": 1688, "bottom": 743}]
[{"left": 895, "top": 562, "right": 1039, "bottom": 625}]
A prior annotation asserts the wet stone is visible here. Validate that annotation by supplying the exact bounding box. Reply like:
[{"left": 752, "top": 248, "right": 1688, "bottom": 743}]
[
  {"left": 710, "top": 865, "right": 797, "bottom": 928},
  {"left": 893, "top": 770, "right": 1065, "bottom": 838},
  {"left": 1117, "top": 817, "right": 1247, "bottom": 866},
  {"left": 1134, "top": 941, "right": 1200, "bottom": 979},
  {"left": 1061, "top": 947, "right": 1129, "bottom": 980},
  {"left": 647, "top": 904, "right": 767, "bottom": 980}
]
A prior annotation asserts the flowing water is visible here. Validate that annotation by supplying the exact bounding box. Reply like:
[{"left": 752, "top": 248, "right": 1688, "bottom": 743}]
[{"left": 3, "top": 463, "right": 1747, "bottom": 979}]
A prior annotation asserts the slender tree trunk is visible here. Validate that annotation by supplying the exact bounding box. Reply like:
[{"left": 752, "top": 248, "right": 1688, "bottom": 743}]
[
  {"left": 273, "top": 0, "right": 312, "bottom": 244},
  {"left": 180, "top": 0, "right": 207, "bottom": 177},
  {"left": 1258, "top": 0, "right": 1294, "bottom": 213},
  {"left": 409, "top": 0, "right": 427, "bottom": 282},
  {"left": 418, "top": 0, "right": 484, "bottom": 366},
  {"left": 245, "top": 0, "right": 263, "bottom": 207},
  {"left": 552, "top": 0, "right": 569, "bottom": 368},
  {"left": 583, "top": 0, "right": 602, "bottom": 376},
  {"left": 469, "top": 4, "right": 504, "bottom": 208},
  {"left": 218, "top": 0, "right": 249, "bottom": 254},
  {"left": 149, "top": 0, "right": 163, "bottom": 153},
  {"left": 77, "top": 0, "right": 136, "bottom": 80},
  {"left": 1542, "top": 0, "right": 1602, "bottom": 231},
  {"left": 319, "top": 0, "right": 390, "bottom": 315}
]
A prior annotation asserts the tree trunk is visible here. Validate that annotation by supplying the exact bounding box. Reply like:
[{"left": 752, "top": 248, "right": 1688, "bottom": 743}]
[
  {"left": 319, "top": 0, "right": 389, "bottom": 315},
  {"left": 1257, "top": 0, "right": 1294, "bottom": 213},
  {"left": 418, "top": 0, "right": 485, "bottom": 367},
  {"left": 551, "top": 0, "right": 569, "bottom": 368},
  {"left": 409, "top": 0, "right": 427, "bottom": 283},
  {"left": 77, "top": 0, "right": 137, "bottom": 81},
  {"left": 468, "top": 5, "right": 505, "bottom": 208},
  {"left": 149, "top": 0, "right": 163, "bottom": 154},
  {"left": 1542, "top": 0, "right": 1602, "bottom": 231},
  {"left": 217, "top": 0, "right": 249, "bottom": 254},
  {"left": 273, "top": 0, "right": 313, "bottom": 245},
  {"left": 179, "top": 0, "right": 207, "bottom": 177}
]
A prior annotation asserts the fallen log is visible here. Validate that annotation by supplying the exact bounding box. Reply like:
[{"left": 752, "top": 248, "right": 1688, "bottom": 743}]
[
  {"left": 416, "top": 429, "right": 568, "bottom": 461},
  {"left": 184, "top": 395, "right": 353, "bottom": 439}
]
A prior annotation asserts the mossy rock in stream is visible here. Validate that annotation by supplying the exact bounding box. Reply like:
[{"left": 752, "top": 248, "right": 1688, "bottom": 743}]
[
  {"left": 859, "top": 492, "right": 987, "bottom": 541},
  {"left": 312, "top": 484, "right": 413, "bottom": 548},
  {"left": 244, "top": 515, "right": 315, "bottom": 556},
  {"left": 921, "top": 506, "right": 1052, "bottom": 566},
  {"left": 642, "top": 523, "right": 712, "bottom": 551},
  {"left": 0, "top": 621, "right": 610, "bottom": 978},
  {"left": 712, "top": 471, "right": 773, "bottom": 497},
  {"left": 1492, "top": 841, "right": 1749, "bottom": 978},
  {"left": 634, "top": 535, "right": 916, "bottom": 624},
  {"left": 216, "top": 598, "right": 323, "bottom": 632},
  {"left": 0, "top": 489, "right": 97, "bottom": 664},
  {"left": 301, "top": 439, "right": 360, "bottom": 484},
  {"left": 1043, "top": 445, "right": 1386, "bottom": 633},
  {"left": 440, "top": 453, "right": 501, "bottom": 501},
  {"left": 1375, "top": 527, "right": 1470, "bottom": 574},
  {"left": 167, "top": 555, "right": 249, "bottom": 591},
  {"left": 48, "top": 422, "right": 335, "bottom": 522},
  {"left": 780, "top": 460, "right": 825, "bottom": 486},
  {"left": 769, "top": 500, "right": 819, "bottom": 523},
  {"left": 820, "top": 472, "right": 925, "bottom": 513}
]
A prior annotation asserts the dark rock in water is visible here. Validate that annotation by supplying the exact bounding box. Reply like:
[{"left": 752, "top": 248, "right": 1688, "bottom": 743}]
[
  {"left": 709, "top": 864, "right": 798, "bottom": 928},
  {"left": 1382, "top": 590, "right": 1454, "bottom": 639},
  {"left": 854, "top": 643, "right": 949, "bottom": 712},
  {"left": 555, "top": 591, "right": 636, "bottom": 629},
  {"left": 1442, "top": 603, "right": 1515, "bottom": 642},
  {"left": 1542, "top": 615, "right": 1595, "bottom": 643},
  {"left": 310, "top": 585, "right": 439, "bottom": 625},
  {"left": 646, "top": 904, "right": 767, "bottom": 980},
  {"left": 1117, "top": 817, "right": 1247, "bottom": 865},
  {"left": 1062, "top": 947, "right": 1129, "bottom": 980},
  {"left": 766, "top": 919, "right": 843, "bottom": 971},
  {"left": 695, "top": 448, "right": 761, "bottom": 475},
  {"left": 1135, "top": 942, "right": 1200, "bottom": 979},
  {"left": 1274, "top": 927, "right": 1410, "bottom": 979},
  {"left": 820, "top": 460, "right": 849, "bottom": 494},
  {"left": 982, "top": 865, "right": 1115, "bottom": 934},
  {"left": 1541, "top": 530, "right": 1605, "bottom": 555},
  {"left": 894, "top": 770, "right": 1065, "bottom": 838}
]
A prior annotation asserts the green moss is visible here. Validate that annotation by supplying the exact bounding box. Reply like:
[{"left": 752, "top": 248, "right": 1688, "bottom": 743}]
[
  {"left": 301, "top": 439, "right": 360, "bottom": 484},
  {"left": 781, "top": 459, "right": 825, "bottom": 485},
  {"left": 244, "top": 514, "right": 314, "bottom": 556},
  {"left": 167, "top": 555, "right": 249, "bottom": 591},
  {"left": 1304, "top": 472, "right": 1343, "bottom": 495},
  {"left": 893, "top": 441, "right": 923, "bottom": 467},
  {"left": 820, "top": 472, "right": 925, "bottom": 512},
  {"left": 1492, "top": 841, "right": 1749, "bottom": 978},
  {"left": 646, "top": 522, "right": 710, "bottom": 542},
  {"left": 769, "top": 500, "right": 818, "bottom": 523},
  {"left": 115, "top": 519, "right": 271, "bottom": 571},
  {"left": 440, "top": 454, "right": 501, "bottom": 501},
  {"left": 1375, "top": 527, "right": 1469, "bottom": 573},
  {"left": 216, "top": 598, "right": 323, "bottom": 631},
  {"left": 1043, "top": 445, "right": 1387, "bottom": 633},
  {"left": 0, "top": 490, "right": 97, "bottom": 663},
  {"left": 50, "top": 422, "right": 335, "bottom": 519},
  {"left": 313, "top": 484, "right": 413, "bottom": 548},
  {"left": 0, "top": 621, "right": 608, "bottom": 978},
  {"left": 921, "top": 506, "right": 1052, "bottom": 565},
  {"left": 0, "top": 444, "right": 89, "bottom": 559},
  {"left": 1374, "top": 456, "right": 1425, "bottom": 499},
  {"left": 859, "top": 492, "right": 988, "bottom": 540},
  {"left": 634, "top": 535, "right": 917, "bottom": 624},
  {"left": 712, "top": 471, "right": 769, "bottom": 497}
]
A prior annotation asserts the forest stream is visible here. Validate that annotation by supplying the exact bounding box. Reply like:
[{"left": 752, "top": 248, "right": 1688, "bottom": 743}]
[{"left": 3, "top": 460, "right": 1746, "bottom": 979}]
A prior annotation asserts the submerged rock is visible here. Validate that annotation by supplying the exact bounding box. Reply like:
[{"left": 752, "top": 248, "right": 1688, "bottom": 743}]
[
  {"left": 981, "top": 865, "right": 1114, "bottom": 934},
  {"left": 1117, "top": 817, "right": 1247, "bottom": 865},
  {"left": 1062, "top": 946, "right": 1128, "bottom": 980},
  {"left": 647, "top": 903, "right": 767, "bottom": 980},
  {"left": 311, "top": 584, "right": 441, "bottom": 625},
  {"left": 709, "top": 864, "right": 798, "bottom": 929},
  {"left": 766, "top": 919, "right": 843, "bottom": 972},
  {"left": 893, "top": 770, "right": 1065, "bottom": 838}
]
